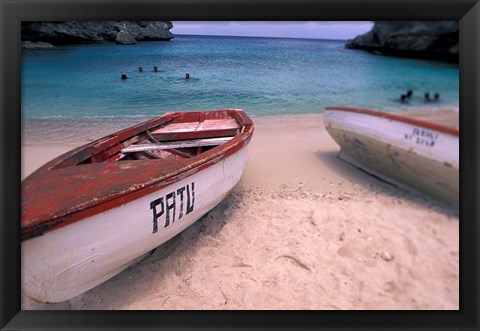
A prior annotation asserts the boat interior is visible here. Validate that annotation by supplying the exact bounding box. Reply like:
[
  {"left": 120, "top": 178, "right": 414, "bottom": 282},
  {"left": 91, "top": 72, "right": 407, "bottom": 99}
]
[
  {"left": 119, "top": 114, "right": 241, "bottom": 162},
  {"left": 52, "top": 110, "right": 248, "bottom": 170}
]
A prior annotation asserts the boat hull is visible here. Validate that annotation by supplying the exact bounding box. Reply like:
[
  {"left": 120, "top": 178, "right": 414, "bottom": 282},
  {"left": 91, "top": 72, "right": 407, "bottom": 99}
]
[
  {"left": 22, "top": 146, "right": 249, "bottom": 303},
  {"left": 324, "top": 108, "right": 459, "bottom": 207}
]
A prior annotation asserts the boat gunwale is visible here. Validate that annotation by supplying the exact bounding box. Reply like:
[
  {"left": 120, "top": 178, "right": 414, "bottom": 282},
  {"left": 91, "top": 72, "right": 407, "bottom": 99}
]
[
  {"left": 31, "top": 112, "right": 182, "bottom": 174},
  {"left": 325, "top": 106, "right": 459, "bottom": 137},
  {"left": 21, "top": 109, "right": 254, "bottom": 240}
]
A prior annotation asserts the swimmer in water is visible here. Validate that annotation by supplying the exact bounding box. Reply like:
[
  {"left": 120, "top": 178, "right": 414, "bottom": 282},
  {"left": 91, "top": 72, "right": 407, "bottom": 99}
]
[
  {"left": 406, "top": 90, "right": 413, "bottom": 98},
  {"left": 185, "top": 73, "right": 190, "bottom": 80},
  {"left": 434, "top": 93, "right": 440, "bottom": 101},
  {"left": 138, "top": 67, "right": 143, "bottom": 72},
  {"left": 424, "top": 92, "right": 431, "bottom": 101},
  {"left": 400, "top": 94, "right": 407, "bottom": 103},
  {"left": 121, "top": 74, "right": 128, "bottom": 80},
  {"left": 154, "top": 66, "right": 158, "bottom": 72}
]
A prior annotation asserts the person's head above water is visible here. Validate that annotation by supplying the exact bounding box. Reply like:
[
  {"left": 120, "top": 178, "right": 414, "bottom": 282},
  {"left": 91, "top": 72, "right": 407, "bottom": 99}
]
[
  {"left": 138, "top": 67, "right": 143, "bottom": 72},
  {"left": 185, "top": 73, "right": 190, "bottom": 80},
  {"left": 121, "top": 74, "right": 128, "bottom": 80},
  {"left": 406, "top": 90, "right": 413, "bottom": 97},
  {"left": 154, "top": 66, "right": 158, "bottom": 72}
]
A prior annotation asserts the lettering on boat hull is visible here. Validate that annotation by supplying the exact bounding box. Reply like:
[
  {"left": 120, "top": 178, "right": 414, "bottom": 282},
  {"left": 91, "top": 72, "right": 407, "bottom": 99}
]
[
  {"left": 404, "top": 127, "right": 439, "bottom": 147},
  {"left": 150, "top": 182, "right": 195, "bottom": 233}
]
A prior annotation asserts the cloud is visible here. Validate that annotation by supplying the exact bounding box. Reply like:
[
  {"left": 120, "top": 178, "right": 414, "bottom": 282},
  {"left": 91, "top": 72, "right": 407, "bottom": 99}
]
[{"left": 172, "top": 21, "right": 373, "bottom": 40}]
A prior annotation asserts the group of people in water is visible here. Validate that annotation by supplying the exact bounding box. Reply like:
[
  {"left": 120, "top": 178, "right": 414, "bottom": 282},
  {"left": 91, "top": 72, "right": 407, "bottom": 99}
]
[
  {"left": 137, "top": 66, "right": 159, "bottom": 73},
  {"left": 121, "top": 67, "right": 190, "bottom": 80},
  {"left": 120, "top": 74, "right": 440, "bottom": 104},
  {"left": 400, "top": 89, "right": 440, "bottom": 103}
]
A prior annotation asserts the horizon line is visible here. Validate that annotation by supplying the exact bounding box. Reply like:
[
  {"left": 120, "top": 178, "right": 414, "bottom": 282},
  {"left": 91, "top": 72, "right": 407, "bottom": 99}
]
[{"left": 173, "top": 33, "right": 350, "bottom": 42}]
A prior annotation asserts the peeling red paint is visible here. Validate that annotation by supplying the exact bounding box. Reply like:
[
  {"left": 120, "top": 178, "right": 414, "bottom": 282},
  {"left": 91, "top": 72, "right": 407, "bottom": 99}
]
[
  {"left": 21, "top": 109, "right": 254, "bottom": 240},
  {"left": 325, "top": 106, "right": 459, "bottom": 137}
]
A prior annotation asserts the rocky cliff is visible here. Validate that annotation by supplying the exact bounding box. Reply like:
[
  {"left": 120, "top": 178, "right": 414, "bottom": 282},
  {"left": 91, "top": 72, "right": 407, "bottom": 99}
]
[
  {"left": 21, "top": 21, "right": 174, "bottom": 48},
  {"left": 346, "top": 21, "right": 458, "bottom": 63}
]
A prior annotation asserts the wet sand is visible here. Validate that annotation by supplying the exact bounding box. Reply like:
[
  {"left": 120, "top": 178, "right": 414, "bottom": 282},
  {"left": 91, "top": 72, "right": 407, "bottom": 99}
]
[{"left": 21, "top": 111, "right": 459, "bottom": 310}]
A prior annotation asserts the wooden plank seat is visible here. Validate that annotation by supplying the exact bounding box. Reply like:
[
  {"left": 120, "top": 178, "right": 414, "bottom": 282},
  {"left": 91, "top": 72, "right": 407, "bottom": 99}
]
[
  {"left": 150, "top": 118, "right": 240, "bottom": 141},
  {"left": 121, "top": 137, "right": 233, "bottom": 154}
]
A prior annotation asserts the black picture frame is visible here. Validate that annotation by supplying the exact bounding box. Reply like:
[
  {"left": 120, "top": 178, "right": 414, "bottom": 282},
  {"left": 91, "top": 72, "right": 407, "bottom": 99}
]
[{"left": 1, "top": 0, "right": 478, "bottom": 330}]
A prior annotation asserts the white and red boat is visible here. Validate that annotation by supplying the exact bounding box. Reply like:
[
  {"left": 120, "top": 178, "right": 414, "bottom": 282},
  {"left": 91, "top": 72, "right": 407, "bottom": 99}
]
[
  {"left": 324, "top": 106, "right": 459, "bottom": 207},
  {"left": 21, "top": 109, "right": 254, "bottom": 303}
]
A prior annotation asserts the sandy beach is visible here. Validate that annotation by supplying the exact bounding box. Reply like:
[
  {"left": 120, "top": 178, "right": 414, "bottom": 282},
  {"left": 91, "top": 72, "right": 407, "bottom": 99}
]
[{"left": 21, "top": 112, "right": 459, "bottom": 310}]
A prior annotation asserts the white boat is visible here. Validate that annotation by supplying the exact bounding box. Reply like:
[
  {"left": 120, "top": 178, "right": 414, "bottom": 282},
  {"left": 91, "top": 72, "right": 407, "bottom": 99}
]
[
  {"left": 324, "top": 106, "right": 459, "bottom": 207},
  {"left": 21, "top": 109, "right": 254, "bottom": 303}
]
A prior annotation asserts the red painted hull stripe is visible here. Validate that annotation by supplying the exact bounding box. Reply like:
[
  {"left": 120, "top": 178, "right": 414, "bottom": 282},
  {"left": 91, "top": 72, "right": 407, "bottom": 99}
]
[{"left": 325, "top": 106, "right": 459, "bottom": 137}]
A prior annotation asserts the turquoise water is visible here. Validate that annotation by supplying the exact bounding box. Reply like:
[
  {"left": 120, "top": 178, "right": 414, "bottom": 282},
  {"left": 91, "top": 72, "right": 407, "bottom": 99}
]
[{"left": 22, "top": 35, "right": 459, "bottom": 119}]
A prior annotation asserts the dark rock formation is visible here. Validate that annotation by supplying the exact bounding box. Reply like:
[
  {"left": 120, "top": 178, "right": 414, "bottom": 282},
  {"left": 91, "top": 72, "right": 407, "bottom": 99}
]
[
  {"left": 21, "top": 41, "right": 55, "bottom": 50},
  {"left": 115, "top": 30, "right": 137, "bottom": 45},
  {"left": 21, "top": 21, "right": 174, "bottom": 45},
  {"left": 346, "top": 21, "right": 458, "bottom": 63}
]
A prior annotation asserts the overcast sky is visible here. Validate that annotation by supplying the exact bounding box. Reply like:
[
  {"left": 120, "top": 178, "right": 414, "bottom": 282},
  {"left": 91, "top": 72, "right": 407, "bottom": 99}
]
[{"left": 172, "top": 21, "right": 373, "bottom": 40}]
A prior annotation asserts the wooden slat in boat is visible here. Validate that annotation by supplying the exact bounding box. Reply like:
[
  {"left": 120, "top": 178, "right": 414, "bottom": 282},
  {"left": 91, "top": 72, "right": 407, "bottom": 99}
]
[
  {"left": 151, "top": 117, "right": 240, "bottom": 141},
  {"left": 121, "top": 137, "right": 233, "bottom": 153}
]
